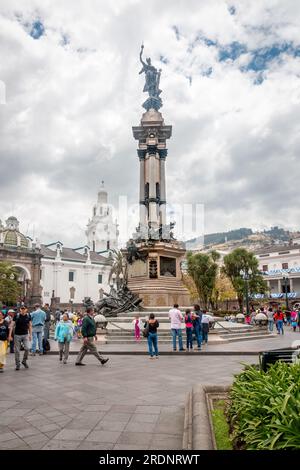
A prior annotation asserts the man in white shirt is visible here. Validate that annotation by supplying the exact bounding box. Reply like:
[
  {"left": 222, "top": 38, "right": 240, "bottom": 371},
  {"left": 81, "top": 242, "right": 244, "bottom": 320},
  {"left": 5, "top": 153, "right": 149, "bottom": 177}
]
[{"left": 168, "top": 304, "right": 185, "bottom": 351}]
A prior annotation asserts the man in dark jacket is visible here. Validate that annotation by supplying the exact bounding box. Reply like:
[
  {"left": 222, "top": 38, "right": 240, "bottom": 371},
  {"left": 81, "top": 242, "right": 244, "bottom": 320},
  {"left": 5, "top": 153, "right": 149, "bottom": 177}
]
[{"left": 75, "top": 308, "right": 109, "bottom": 366}]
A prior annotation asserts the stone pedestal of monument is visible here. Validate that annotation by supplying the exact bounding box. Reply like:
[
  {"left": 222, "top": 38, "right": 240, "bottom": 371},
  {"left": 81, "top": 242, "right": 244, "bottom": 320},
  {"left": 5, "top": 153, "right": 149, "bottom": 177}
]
[{"left": 126, "top": 240, "right": 191, "bottom": 307}]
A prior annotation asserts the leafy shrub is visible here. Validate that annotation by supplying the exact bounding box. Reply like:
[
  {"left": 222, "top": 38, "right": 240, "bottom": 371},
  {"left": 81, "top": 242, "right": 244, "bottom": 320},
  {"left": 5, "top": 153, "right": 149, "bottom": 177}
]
[{"left": 227, "top": 362, "right": 300, "bottom": 449}]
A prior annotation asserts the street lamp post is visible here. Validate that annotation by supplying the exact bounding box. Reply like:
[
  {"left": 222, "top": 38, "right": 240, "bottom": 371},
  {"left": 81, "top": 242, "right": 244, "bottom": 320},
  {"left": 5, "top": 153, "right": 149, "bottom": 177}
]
[
  {"left": 240, "top": 268, "right": 252, "bottom": 316},
  {"left": 283, "top": 276, "right": 289, "bottom": 310},
  {"left": 119, "top": 272, "right": 124, "bottom": 289}
]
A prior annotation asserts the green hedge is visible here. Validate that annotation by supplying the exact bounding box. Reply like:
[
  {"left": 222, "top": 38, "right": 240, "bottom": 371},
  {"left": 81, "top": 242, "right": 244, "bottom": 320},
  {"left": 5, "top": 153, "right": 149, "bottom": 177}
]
[{"left": 227, "top": 362, "right": 300, "bottom": 449}]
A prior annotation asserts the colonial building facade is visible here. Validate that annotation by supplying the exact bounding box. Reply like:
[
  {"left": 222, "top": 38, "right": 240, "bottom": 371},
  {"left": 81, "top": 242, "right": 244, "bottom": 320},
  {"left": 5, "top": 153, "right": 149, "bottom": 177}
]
[
  {"left": 40, "top": 242, "right": 112, "bottom": 308},
  {"left": 0, "top": 216, "right": 42, "bottom": 306},
  {"left": 0, "top": 185, "right": 118, "bottom": 308}
]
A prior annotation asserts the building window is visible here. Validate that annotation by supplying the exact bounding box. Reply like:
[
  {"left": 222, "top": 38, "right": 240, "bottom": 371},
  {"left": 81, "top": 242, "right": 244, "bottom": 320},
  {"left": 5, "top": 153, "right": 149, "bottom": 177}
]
[
  {"left": 98, "top": 273, "right": 103, "bottom": 284},
  {"left": 92, "top": 241, "right": 95, "bottom": 251},
  {"left": 69, "top": 271, "right": 75, "bottom": 282},
  {"left": 262, "top": 265, "right": 268, "bottom": 272},
  {"left": 99, "top": 288, "right": 104, "bottom": 300},
  {"left": 93, "top": 207, "right": 96, "bottom": 216},
  {"left": 282, "top": 263, "right": 288, "bottom": 270},
  {"left": 107, "top": 240, "right": 110, "bottom": 250},
  {"left": 70, "top": 287, "right": 75, "bottom": 299}
]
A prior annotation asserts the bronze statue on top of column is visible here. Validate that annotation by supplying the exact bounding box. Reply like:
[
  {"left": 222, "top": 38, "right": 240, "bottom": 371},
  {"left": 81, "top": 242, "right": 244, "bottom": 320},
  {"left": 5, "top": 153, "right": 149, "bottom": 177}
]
[{"left": 139, "top": 44, "right": 163, "bottom": 111}]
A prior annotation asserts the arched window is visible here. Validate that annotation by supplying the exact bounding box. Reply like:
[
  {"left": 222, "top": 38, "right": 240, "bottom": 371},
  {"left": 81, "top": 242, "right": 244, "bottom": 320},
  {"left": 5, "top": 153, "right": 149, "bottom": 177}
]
[{"left": 70, "top": 287, "right": 75, "bottom": 300}]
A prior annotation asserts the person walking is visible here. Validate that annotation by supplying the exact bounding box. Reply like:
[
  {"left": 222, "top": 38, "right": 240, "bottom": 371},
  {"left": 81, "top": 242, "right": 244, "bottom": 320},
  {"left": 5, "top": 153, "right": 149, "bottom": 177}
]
[
  {"left": 274, "top": 309, "right": 284, "bottom": 335},
  {"left": 168, "top": 304, "right": 184, "bottom": 351},
  {"left": 43, "top": 303, "right": 51, "bottom": 351},
  {"left": 291, "top": 310, "right": 298, "bottom": 332},
  {"left": 75, "top": 308, "right": 109, "bottom": 366},
  {"left": 201, "top": 310, "right": 210, "bottom": 345},
  {"left": 144, "top": 313, "right": 159, "bottom": 359},
  {"left": 0, "top": 312, "right": 10, "bottom": 372},
  {"left": 185, "top": 309, "right": 193, "bottom": 351},
  {"left": 4, "top": 309, "right": 15, "bottom": 353},
  {"left": 55, "top": 313, "right": 74, "bottom": 364},
  {"left": 192, "top": 305, "right": 203, "bottom": 350},
  {"left": 132, "top": 314, "right": 143, "bottom": 341},
  {"left": 30, "top": 304, "right": 46, "bottom": 355},
  {"left": 12, "top": 306, "right": 32, "bottom": 370},
  {"left": 267, "top": 307, "right": 274, "bottom": 332}
]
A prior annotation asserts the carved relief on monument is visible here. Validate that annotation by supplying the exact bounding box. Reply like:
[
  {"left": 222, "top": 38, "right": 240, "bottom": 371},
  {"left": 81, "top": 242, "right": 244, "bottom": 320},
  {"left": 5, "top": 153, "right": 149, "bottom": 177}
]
[
  {"left": 142, "top": 294, "right": 150, "bottom": 306},
  {"left": 156, "top": 295, "right": 167, "bottom": 306},
  {"left": 130, "top": 259, "right": 147, "bottom": 277}
]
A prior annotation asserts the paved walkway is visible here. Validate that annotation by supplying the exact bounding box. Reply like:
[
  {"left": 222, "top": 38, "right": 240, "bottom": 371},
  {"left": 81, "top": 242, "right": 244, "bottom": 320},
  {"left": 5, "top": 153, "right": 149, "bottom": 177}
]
[
  {"left": 1, "top": 330, "right": 298, "bottom": 450},
  {"left": 0, "top": 353, "right": 256, "bottom": 450}
]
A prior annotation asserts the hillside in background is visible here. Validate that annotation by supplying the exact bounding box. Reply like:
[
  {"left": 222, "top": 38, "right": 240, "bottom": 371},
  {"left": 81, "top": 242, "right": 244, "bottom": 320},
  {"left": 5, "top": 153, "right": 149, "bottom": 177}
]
[{"left": 186, "top": 226, "right": 293, "bottom": 251}]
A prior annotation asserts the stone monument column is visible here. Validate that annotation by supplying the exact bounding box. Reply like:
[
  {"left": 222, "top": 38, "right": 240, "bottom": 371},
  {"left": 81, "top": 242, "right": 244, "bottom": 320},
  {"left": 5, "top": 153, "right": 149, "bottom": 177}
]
[
  {"left": 159, "top": 150, "right": 167, "bottom": 225},
  {"left": 138, "top": 152, "right": 147, "bottom": 226},
  {"left": 132, "top": 109, "right": 172, "bottom": 232}
]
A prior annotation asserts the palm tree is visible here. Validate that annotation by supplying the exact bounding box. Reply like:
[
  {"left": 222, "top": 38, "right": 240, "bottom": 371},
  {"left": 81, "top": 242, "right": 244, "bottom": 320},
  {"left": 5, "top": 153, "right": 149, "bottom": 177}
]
[{"left": 109, "top": 249, "right": 128, "bottom": 288}]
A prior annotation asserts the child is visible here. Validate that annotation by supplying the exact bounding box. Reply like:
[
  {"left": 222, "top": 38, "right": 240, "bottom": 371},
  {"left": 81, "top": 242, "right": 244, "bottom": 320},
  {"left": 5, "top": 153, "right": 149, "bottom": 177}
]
[
  {"left": 132, "top": 315, "right": 143, "bottom": 341},
  {"left": 54, "top": 313, "right": 74, "bottom": 364}
]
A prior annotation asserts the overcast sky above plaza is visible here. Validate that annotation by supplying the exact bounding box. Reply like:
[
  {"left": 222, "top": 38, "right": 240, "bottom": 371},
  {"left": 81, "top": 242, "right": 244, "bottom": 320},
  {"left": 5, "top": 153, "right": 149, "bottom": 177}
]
[{"left": 1, "top": 0, "right": 300, "bottom": 247}]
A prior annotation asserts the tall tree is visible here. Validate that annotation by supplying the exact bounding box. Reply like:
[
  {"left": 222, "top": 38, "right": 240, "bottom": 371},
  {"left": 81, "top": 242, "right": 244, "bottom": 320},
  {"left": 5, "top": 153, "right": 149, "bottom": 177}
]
[
  {"left": 187, "top": 251, "right": 220, "bottom": 309},
  {"left": 210, "top": 272, "right": 237, "bottom": 310},
  {"left": 0, "top": 262, "right": 21, "bottom": 305},
  {"left": 222, "top": 248, "right": 267, "bottom": 311}
]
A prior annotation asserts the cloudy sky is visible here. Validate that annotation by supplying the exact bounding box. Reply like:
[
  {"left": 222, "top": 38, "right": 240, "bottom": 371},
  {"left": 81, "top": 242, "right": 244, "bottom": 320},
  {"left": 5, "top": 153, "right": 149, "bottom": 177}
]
[{"left": 1, "top": 0, "right": 300, "bottom": 247}]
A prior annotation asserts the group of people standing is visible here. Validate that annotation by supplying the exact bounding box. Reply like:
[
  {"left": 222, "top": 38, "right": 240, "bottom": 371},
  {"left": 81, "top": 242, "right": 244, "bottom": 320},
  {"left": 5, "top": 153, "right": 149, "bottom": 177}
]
[
  {"left": 266, "top": 307, "right": 300, "bottom": 334},
  {"left": 132, "top": 304, "right": 211, "bottom": 358},
  {"left": 0, "top": 304, "right": 109, "bottom": 372},
  {"left": 0, "top": 303, "right": 51, "bottom": 372}
]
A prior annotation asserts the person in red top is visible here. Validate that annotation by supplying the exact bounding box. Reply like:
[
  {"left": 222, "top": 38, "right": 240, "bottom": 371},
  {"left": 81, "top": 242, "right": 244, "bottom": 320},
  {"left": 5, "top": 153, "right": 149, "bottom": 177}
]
[{"left": 274, "top": 310, "right": 284, "bottom": 335}]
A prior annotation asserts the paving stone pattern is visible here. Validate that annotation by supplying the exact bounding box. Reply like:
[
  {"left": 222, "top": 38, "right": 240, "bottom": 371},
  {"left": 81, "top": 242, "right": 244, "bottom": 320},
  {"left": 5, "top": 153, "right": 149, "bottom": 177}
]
[{"left": 0, "top": 353, "right": 257, "bottom": 450}]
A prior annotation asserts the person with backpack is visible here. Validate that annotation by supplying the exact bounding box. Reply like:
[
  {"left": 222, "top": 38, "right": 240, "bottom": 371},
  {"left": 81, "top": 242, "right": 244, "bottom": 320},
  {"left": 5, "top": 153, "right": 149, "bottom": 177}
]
[
  {"left": 144, "top": 313, "right": 159, "bottom": 359},
  {"left": 11, "top": 306, "right": 32, "bottom": 370},
  {"left": 75, "top": 307, "right": 109, "bottom": 366},
  {"left": 43, "top": 303, "right": 51, "bottom": 353},
  {"left": 185, "top": 309, "right": 194, "bottom": 351},
  {"left": 55, "top": 313, "right": 74, "bottom": 364}
]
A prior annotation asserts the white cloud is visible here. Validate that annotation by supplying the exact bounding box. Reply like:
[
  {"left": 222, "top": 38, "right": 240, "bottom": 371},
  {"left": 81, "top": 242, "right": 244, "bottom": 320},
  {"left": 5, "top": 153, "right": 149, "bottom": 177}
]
[{"left": 0, "top": 0, "right": 300, "bottom": 247}]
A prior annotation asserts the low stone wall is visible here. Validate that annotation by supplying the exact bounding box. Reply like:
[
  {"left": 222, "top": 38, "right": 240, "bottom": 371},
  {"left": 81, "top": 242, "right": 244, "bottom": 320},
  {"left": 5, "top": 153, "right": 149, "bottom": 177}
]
[{"left": 182, "top": 384, "right": 230, "bottom": 450}]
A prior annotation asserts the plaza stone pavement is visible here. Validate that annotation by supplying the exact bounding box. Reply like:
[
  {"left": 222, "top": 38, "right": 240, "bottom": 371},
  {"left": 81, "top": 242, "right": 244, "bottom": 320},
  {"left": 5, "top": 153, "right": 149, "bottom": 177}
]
[
  {"left": 1, "top": 354, "right": 255, "bottom": 451},
  {"left": 0, "top": 331, "right": 298, "bottom": 451}
]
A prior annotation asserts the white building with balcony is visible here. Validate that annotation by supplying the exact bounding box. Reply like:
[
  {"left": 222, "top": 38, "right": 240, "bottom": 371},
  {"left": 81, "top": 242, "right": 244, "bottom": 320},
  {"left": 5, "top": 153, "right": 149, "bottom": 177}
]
[{"left": 255, "top": 242, "right": 300, "bottom": 302}]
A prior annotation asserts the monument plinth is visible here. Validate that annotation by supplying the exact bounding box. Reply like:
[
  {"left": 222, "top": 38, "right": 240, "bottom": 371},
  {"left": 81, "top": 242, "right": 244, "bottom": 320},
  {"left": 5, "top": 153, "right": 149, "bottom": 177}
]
[{"left": 124, "top": 46, "right": 191, "bottom": 307}]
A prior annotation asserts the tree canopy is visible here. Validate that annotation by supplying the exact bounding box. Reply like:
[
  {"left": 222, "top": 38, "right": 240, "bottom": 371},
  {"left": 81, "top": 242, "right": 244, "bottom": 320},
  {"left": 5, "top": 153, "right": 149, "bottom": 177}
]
[{"left": 0, "top": 261, "right": 21, "bottom": 305}]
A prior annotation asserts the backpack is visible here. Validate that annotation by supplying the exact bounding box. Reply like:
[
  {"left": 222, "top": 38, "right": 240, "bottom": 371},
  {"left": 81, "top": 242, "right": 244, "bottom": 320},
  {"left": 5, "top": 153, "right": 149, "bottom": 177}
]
[
  {"left": 143, "top": 323, "right": 149, "bottom": 337},
  {"left": 42, "top": 338, "right": 50, "bottom": 352}
]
